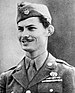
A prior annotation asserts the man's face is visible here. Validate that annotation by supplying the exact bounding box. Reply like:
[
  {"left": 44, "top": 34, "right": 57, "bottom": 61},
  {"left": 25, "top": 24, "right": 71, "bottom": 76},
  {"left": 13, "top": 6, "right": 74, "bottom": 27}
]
[{"left": 17, "top": 17, "right": 49, "bottom": 52}]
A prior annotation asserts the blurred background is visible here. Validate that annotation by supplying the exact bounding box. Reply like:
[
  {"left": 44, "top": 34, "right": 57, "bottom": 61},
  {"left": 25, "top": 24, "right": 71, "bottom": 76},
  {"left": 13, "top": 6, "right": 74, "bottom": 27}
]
[{"left": 0, "top": 0, "right": 75, "bottom": 73}]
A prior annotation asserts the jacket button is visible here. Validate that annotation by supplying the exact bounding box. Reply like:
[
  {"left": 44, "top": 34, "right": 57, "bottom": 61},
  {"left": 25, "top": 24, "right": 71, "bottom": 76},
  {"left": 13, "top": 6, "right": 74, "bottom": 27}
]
[
  {"left": 26, "top": 90, "right": 31, "bottom": 93},
  {"left": 49, "top": 89, "right": 53, "bottom": 92},
  {"left": 11, "top": 91, "right": 14, "bottom": 93},
  {"left": 47, "top": 62, "right": 52, "bottom": 66},
  {"left": 20, "top": 87, "right": 23, "bottom": 92}
]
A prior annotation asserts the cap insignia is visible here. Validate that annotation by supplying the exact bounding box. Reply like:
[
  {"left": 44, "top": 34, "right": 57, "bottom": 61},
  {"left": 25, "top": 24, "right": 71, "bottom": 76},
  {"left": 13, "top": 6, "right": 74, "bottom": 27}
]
[{"left": 24, "top": 8, "right": 29, "bottom": 15}]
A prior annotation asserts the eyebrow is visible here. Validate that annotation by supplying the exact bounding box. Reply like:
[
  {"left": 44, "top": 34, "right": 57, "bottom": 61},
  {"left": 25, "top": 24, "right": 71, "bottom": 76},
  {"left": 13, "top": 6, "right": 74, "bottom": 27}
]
[
  {"left": 25, "top": 25, "right": 36, "bottom": 28},
  {"left": 18, "top": 24, "right": 37, "bottom": 29}
]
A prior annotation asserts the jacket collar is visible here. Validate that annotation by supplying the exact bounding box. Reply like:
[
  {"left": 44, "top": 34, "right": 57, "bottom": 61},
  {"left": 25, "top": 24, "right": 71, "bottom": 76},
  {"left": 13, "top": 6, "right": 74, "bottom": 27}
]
[
  {"left": 25, "top": 50, "right": 48, "bottom": 71},
  {"left": 12, "top": 58, "right": 29, "bottom": 89},
  {"left": 12, "top": 53, "right": 57, "bottom": 89}
]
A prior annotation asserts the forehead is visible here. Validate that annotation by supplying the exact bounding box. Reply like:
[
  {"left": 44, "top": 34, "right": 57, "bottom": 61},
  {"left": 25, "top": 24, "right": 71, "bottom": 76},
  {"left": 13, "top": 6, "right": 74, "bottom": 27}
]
[{"left": 18, "top": 17, "right": 40, "bottom": 26}]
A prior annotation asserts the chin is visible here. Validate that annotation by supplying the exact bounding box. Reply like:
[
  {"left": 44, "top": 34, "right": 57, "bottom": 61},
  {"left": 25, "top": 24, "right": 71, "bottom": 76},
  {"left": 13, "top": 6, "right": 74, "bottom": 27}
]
[{"left": 22, "top": 47, "right": 35, "bottom": 52}]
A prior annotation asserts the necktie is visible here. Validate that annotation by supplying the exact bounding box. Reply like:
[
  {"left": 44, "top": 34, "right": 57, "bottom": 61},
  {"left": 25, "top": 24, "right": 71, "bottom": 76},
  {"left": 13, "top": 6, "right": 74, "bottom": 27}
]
[{"left": 27, "top": 60, "right": 37, "bottom": 81}]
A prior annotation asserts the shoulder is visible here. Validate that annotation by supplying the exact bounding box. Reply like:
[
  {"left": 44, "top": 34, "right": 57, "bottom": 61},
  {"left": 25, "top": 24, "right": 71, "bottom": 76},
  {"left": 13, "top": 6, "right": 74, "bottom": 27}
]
[
  {"left": 55, "top": 58, "right": 75, "bottom": 78},
  {"left": 0, "top": 58, "right": 24, "bottom": 89},
  {"left": 0, "top": 66, "right": 17, "bottom": 89},
  {"left": 48, "top": 53, "right": 74, "bottom": 70},
  {"left": 56, "top": 58, "right": 75, "bottom": 69},
  {"left": 56, "top": 59, "right": 75, "bottom": 92},
  {"left": 0, "top": 66, "right": 17, "bottom": 80},
  {"left": 0, "top": 57, "right": 24, "bottom": 80}
]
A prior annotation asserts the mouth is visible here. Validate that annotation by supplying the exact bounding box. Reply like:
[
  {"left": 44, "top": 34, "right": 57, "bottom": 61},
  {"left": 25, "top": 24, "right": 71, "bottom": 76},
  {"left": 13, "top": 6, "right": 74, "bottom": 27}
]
[{"left": 20, "top": 36, "right": 35, "bottom": 45}]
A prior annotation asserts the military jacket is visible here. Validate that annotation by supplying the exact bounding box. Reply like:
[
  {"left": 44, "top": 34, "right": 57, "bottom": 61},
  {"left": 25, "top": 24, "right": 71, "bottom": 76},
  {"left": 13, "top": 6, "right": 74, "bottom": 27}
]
[{"left": 0, "top": 53, "right": 75, "bottom": 93}]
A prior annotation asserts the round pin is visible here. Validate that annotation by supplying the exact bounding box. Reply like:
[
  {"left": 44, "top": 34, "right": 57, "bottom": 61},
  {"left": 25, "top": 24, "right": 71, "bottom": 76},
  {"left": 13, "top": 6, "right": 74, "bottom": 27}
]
[
  {"left": 50, "top": 71, "right": 58, "bottom": 77},
  {"left": 47, "top": 62, "right": 52, "bottom": 66},
  {"left": 24, "top": 8, "right": 29, "bottom": 15},
  {"left": 26, "top": 90, "right": 31, "bottom": 93},
  {"left": 49, "top": 89, "right": 53, "bottom": 92}
]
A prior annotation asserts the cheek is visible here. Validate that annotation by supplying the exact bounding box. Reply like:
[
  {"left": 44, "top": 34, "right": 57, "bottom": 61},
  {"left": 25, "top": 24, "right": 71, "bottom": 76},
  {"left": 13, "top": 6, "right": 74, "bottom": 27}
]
[
  {"left": 36, "top": 36, "right": 46, "bottom": 45},
  {"left": 17, "top": 33, "right": 22, "bottom": 42},
  {"left": 17, "top": 32, "right": 20, "bottom": 38}
]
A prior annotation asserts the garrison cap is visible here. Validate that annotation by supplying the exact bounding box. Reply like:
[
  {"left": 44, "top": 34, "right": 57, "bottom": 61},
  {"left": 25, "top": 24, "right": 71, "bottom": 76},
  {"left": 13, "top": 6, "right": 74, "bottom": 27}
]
[{"left": 17, "top": 2, "right": 52, "bottom": 24}]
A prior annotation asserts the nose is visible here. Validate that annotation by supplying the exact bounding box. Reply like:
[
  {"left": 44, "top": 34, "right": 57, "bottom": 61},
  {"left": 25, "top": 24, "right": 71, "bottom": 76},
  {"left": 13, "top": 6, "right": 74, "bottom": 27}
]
[{"left": 20, "top": 28, "right": 29, "bottom": 37}]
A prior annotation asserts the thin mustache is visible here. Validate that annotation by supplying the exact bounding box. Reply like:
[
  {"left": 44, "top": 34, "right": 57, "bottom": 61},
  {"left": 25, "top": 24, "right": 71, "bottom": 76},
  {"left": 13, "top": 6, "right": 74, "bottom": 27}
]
[{"left": 19, "top": 36, "right": 35, "bottom": 42}]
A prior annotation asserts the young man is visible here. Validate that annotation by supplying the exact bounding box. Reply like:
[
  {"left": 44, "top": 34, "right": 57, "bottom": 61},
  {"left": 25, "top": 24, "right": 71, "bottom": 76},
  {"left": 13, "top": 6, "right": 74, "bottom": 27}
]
[{"left": 0, "top": 2, "right": 75, "bottom": 93}]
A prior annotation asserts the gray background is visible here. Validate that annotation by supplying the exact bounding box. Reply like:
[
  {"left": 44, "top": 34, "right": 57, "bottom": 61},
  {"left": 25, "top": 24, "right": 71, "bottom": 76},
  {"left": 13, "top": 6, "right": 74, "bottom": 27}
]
[{"left": 0, "top": 0, "right": 75, "bottom": 73}]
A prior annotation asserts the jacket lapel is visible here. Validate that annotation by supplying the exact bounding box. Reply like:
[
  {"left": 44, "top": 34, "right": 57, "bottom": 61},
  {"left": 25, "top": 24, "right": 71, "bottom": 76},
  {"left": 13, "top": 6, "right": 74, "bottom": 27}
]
[
  {"left": 28, "top": 53, "right": 57, "bottom": 88},
  {"left": 12, "top": 53, "right": 57, "bottom": 89},
  {"left": 12, "top": 57, "right": 29, "bottom": 89}
]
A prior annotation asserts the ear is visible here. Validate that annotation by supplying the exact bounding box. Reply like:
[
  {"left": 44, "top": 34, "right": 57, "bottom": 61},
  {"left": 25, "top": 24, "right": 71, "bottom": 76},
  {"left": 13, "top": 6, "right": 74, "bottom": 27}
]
[{"left": 47, "top": 25, "right": 54, "bottom": 36}]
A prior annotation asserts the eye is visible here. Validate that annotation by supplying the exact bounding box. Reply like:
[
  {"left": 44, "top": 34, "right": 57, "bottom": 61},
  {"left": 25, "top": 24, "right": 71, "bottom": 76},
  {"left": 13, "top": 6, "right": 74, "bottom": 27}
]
[
  {"left": 28, "top": 27, "right": 37, "bottom": 31},
  {"left": 18, "top": 26, "right": 24, "bottom": 32}
]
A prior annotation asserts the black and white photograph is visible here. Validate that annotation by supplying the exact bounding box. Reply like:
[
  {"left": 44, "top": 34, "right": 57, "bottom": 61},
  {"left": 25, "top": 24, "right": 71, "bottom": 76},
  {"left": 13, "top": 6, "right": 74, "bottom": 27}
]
[{"left": 0, "top": 0, "right": 75, "bottom": 93}]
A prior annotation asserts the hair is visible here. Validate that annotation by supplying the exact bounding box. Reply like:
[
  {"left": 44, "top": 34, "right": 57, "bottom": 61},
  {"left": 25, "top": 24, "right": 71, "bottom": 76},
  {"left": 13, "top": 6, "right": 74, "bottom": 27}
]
[{"left": 38, "top": 15, "right": 50, "bottom": 28}]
